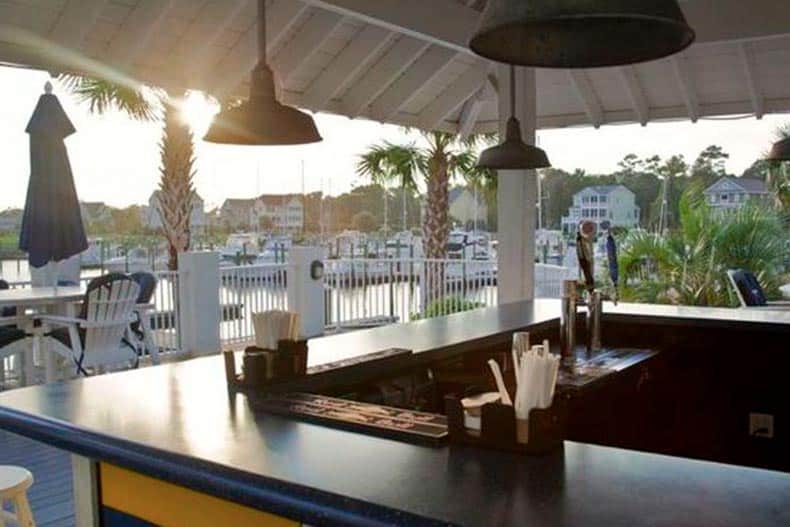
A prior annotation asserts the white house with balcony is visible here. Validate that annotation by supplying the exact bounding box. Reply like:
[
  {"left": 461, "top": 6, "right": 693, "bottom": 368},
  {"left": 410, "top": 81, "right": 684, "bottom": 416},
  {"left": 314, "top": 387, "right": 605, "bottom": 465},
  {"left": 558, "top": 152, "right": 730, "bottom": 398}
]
[
  {"left": 561, "top": 185, "right": 640, "bottom": 234},
  {"left": 703, "top": 177, "right": 769, "bottom": 213},
  {"left": 145, "top": 191, "right": 206, "bottom": 235},
  {"left": 253, "top": 194, "right": 304, "bottom": 233}
]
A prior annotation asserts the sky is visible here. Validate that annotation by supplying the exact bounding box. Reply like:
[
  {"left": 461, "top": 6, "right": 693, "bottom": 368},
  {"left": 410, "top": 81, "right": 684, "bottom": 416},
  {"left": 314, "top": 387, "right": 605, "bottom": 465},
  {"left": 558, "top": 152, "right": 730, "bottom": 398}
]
[{"left": 1, "top": 64, "right": 787, "bottom": 211}]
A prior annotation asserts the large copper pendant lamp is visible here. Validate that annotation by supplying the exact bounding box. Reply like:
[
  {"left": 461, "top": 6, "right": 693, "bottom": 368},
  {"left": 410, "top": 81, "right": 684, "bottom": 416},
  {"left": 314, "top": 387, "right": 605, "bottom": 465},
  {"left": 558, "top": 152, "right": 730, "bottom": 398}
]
[
  {"left": 767, "top": 138, "right": 790, "bottom": 161},
  {"left": 469, "top": 0, "right": 695, "bottom": 68},
  {"left": 204, "top": 0, "right": 322, "bottom": 145},
  {"left": 477, "top": 65, "right": 550, "bottom": 170}
]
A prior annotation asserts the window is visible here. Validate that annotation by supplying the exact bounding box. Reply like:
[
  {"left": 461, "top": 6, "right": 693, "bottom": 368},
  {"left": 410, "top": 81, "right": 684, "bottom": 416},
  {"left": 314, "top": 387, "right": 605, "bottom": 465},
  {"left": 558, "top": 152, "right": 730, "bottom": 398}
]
[
  {"left": 591, "top": 196, "right": 598, "bottom": 204},
  {"left": 721, "top": 194, "right": 729, "bottom": 201},
  {"left": 600, "top": 196, "right": 607, "bottom": 203},
  {"left": 600, "top": 209, "right": 607, "bottom": 217},
  {"left": 582, "top": 196, "right": 590, "bottom": 204}
]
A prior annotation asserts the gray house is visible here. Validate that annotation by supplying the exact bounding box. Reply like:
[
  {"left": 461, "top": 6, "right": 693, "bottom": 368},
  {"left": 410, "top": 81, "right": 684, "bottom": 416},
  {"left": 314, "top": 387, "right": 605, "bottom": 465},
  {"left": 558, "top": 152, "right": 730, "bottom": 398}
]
[
  {"left": 561, "top": 185, "right": 640, "bottom": 234},
  {"left": 703, "top": 177, "right": 769, "bottom": 213}
]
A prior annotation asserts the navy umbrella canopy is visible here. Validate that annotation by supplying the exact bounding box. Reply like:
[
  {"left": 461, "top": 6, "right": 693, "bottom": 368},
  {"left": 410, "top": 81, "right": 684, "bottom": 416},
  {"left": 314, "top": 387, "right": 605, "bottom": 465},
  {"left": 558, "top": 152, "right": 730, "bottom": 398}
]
[{"left": 19, "top": 82, "right": 88, "bottom": 268}]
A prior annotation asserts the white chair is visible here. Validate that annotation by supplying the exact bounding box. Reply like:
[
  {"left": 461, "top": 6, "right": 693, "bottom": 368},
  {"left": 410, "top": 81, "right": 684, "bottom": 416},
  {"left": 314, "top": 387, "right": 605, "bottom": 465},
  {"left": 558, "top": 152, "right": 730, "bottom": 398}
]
[
  {"left": 38, "top": 275, "right": 141, "bottom": 376},
  {"left": 0, "top": 465, "right": 35, "bottom": 526}
]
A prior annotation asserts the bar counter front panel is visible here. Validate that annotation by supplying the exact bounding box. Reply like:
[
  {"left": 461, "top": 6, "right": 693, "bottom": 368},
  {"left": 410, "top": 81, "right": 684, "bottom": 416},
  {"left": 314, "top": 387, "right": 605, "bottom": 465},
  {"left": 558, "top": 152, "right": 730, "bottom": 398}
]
[{"left": 0, "top": 300, "right": 788, "bottom": 526}]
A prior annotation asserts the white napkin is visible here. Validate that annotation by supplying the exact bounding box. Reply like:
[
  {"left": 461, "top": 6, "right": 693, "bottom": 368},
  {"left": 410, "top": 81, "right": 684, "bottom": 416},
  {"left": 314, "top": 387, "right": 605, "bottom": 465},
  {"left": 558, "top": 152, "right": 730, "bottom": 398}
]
[{"left": 252, "top": 310, "right": 301, "bottom": 349}]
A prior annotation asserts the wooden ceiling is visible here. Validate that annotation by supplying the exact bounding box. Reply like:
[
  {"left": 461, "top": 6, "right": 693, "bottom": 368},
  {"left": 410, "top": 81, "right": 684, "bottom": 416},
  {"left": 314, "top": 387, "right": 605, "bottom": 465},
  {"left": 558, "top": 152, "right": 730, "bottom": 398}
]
[{"left": 1, "top": 0, "right": 789, "bottom": 134}]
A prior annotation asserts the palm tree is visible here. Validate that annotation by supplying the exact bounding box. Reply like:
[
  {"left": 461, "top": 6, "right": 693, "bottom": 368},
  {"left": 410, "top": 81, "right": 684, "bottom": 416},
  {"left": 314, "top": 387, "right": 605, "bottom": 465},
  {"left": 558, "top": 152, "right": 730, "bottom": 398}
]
[
  {"left": 157, "top": 102, "right": 196, "bottom": 270},
  {"left": 357, "top": 131, "right": 488, "bottom": 260},
  {"left": 766, "top": 124, "right": 790, "bottom": 213},
  {"left": 357, "top": 142, "right": 420, "bottom": 235},
  {"left": 619, "top": 186, "right": 788, "bottom": 306},
  {"left": 60, "top": 75, "right": 196, "bottom": 270}
]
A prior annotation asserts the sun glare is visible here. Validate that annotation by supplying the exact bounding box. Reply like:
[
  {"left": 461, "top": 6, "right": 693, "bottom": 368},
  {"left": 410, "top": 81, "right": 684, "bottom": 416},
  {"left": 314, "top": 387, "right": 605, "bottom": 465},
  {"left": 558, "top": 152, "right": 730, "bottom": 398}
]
[{"left": 178, "top": 91, "right": 219, "bottom": 137}]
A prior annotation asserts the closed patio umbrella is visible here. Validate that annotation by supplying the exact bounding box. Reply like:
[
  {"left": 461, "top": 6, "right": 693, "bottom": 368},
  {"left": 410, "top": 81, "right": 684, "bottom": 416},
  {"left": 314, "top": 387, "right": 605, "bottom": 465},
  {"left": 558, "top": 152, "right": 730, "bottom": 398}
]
[{"left": 19, "top": 81, "right": 87, "bottom": 277}]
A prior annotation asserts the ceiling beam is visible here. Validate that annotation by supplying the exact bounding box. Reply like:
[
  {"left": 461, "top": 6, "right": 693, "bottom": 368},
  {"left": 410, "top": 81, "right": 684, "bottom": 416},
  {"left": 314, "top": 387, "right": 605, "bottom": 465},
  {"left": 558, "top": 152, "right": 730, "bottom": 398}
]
[
  {"left": 457, "top": 89, "right": 485, "bottom": 139},
  {"left": 209, "top": 0, "right": 309, "bottom": 98},
  {"left": 416, "top": 62, "right": 489, "bottom": 131},
  {"left": 341, "top": 36, "right": 429, "bottom": 117},
  {"left": 618, "top": 66, "right": 649, "bottom": 126},
  {"left": 568, "top": 70, "right": 604, "bottom": 128},
  {"left": 271, "top": 10, "right": 345, "bottom": 85},
  {"left": 301, "top": 24, "right": 393, "bottom": 110},
  {"left": 671, "top": 54, "right": 699, "bottom": 122},
  {"left": 738, "top": 42, "right": 764, "bottom": 119},
  {"left": 301, "top": 0, "right": 790, "bottom": 57},
  {"left": 48, "top": 0, "right": 108, "bottom": 50},
  {"left": 105, "top": 0, "right": 177, "bottom": 68},
  {"left": 301, "top": 0, "right": 476, "bottom": 54},
  {"left": 177, "top": 0, "right": 252, "bottom": 84},
  {"left": 368, "top": 46, "right": 457, "bottom": 121}
]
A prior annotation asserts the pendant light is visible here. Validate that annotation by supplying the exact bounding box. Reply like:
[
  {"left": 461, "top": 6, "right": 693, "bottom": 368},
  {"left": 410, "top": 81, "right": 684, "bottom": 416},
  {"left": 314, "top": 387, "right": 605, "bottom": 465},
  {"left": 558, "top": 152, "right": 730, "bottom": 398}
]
[
  {"left": 204, "top": 0, "right": 322, "bottom": 145},
  {"left": 469, "top": 0, "right": 695, "bottom": 69},
  {"left": 767, "top": 137, "right": 790, "bottom": 161},
  {"left": 477, "top": 65, "right": 550, "bottom": 170}
]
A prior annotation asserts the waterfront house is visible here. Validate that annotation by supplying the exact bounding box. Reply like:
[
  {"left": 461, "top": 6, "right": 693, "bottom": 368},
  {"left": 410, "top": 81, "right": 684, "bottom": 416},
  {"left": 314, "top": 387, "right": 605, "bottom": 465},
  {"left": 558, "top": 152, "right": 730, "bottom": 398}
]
[
  {"left": 561, "top": 185, "right": 640, "bottom": 234},
  {"left": 144, "top": 191, "right": 207, "bottom": 235},
  {"left": 253, "top": 194, "right": 305, "bottom": 233},
  {"left": 219, "top": 198, "right": 258, "bottom": 230},
  {"left": 703, "top": 177, "right": 770, "bottom": 213}
]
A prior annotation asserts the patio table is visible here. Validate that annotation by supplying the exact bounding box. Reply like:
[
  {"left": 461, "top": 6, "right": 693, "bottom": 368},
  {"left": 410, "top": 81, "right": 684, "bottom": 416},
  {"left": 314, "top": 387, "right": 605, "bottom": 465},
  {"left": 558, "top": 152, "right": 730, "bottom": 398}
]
[{"left": 0, "top": 286, "right": 84, "bottom": 385}]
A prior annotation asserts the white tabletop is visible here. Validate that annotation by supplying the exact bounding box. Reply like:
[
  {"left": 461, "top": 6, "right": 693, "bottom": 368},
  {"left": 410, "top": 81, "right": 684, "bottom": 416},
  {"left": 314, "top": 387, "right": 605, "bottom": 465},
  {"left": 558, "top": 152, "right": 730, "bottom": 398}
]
[{"left": 0, "top": 286, "right": 84, "bottom": 307}]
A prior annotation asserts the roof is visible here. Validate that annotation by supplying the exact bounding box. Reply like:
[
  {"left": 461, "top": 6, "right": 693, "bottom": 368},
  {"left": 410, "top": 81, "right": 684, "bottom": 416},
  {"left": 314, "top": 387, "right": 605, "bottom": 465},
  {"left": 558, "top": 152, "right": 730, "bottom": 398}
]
[
  {"left": 256, "top": 194, "right": 303, "bottom": 206},
  {"left": 576, "top": 185, "right": 633, "bottom": 196},
  {"left": 221, "top": 198, "right": 256, "bottom": 210},
  {"left": 704, "top": 177, "right": 768, "bottom": 194},
  {"left": 1, "top": 1, "right": 789, "bottom": 134}
]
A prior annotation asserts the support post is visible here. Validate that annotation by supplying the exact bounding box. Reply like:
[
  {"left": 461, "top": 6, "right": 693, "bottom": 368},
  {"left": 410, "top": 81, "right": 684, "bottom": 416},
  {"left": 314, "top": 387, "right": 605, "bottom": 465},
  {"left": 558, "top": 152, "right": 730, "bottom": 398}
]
[
  {"left": 177, "top": 251, "right": 221, "bottom": 355},
  {"left": 497, "top": 65, "right": 537, "bottom": 304},
  {"left": 287, "top": 247, "right": 325, "bottom": 338}
]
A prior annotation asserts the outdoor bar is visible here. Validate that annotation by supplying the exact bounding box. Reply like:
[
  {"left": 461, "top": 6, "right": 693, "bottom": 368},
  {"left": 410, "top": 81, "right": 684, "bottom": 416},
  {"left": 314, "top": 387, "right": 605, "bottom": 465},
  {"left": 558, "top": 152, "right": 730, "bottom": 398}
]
[{"left": 0, "top": 1, "right": 789, "bottom": 526}]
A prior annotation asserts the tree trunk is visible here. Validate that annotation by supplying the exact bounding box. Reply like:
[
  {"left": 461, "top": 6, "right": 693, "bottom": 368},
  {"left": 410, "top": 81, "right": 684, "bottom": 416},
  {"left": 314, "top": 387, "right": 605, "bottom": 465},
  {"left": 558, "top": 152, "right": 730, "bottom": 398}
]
[
  {"left": 157, "top": 101, "right": 196, "bottom": 271},
  {"left": 422, "top": 154, "right": 450, "bottom": 305}
]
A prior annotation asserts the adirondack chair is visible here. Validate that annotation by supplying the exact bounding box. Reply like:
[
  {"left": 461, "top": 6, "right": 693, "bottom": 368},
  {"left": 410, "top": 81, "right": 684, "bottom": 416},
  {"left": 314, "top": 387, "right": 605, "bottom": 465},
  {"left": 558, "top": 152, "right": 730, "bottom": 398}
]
[
  {"left": 39, "top": 274, "right": 141, "bottom": 376},
  {"left": 129, "top": 272, "right": 160, "bottom": 365},
  {"left": 727, "top": 269, "right": 790, "bottom": 310}
]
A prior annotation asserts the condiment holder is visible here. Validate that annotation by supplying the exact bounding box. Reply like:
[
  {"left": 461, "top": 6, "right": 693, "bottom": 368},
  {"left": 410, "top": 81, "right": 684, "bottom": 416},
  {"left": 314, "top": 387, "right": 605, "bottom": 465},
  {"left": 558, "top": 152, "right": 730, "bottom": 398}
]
[
  {"left": 445, "top": 392, "right": 567, "bottom": 454},
  {"left": 224, "top": 339, "right": 308, "bottom": 390}
]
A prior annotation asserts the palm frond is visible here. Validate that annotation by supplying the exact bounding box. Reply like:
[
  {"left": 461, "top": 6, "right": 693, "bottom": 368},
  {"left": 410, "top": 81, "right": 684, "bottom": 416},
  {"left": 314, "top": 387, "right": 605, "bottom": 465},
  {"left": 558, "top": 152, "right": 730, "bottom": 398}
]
[{"left": 58, "top": 74, "right": 159, "bottom": 121}]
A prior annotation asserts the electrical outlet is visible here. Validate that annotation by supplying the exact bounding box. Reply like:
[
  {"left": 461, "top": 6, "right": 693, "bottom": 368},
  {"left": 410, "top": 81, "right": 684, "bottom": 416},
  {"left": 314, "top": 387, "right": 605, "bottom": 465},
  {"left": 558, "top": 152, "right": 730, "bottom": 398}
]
[{"left": 749, "top": 413, "right": 774, "bottom": 438}]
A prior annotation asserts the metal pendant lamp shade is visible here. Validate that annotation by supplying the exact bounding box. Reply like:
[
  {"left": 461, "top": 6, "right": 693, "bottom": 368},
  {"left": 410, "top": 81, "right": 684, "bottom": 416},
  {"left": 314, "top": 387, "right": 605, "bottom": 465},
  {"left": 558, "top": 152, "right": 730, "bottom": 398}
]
[
  {"left": 469, "top": 0, "right": 695, "bottom": 68},
  {"left": 477, "top": 66, "right": 550, "bottom": 170},
  {"left": 204, "top": 0, "right": 321, "bottom": 145},
  {"left": 767, "top": 137, "right": 790, "bottom": 161}
]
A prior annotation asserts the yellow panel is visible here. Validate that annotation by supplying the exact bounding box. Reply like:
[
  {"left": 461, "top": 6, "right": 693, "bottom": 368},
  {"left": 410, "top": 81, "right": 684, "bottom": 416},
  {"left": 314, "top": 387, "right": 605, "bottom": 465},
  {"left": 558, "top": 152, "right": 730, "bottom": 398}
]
[{"left": 100, "top": 463, "right": 299, "bottom": 527}]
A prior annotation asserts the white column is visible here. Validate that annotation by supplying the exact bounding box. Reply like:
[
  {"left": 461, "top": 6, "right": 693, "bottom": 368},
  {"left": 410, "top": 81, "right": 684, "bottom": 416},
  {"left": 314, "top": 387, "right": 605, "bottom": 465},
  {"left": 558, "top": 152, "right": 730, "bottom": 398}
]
[
  {"left": 497, "top": 64, "right": 537, "bottom": 304},
  {"left": 177, "top": 251, "right": 220, "bottom": 355},
  {"left": 287, "top": 247, "right": 325, "bottom": 338}
]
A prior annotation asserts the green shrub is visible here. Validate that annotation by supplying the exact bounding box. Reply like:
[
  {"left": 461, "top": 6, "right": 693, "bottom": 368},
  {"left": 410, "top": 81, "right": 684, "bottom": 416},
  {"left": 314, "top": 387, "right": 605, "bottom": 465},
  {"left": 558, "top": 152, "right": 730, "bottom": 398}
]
[{"left": 412, "top": 296, "right": 485, "bottom": 320}]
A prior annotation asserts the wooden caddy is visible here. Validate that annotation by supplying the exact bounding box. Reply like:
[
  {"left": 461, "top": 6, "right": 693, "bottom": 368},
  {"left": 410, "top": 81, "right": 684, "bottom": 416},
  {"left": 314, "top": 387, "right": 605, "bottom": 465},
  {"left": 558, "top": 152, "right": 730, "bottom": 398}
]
[
  {"left": 444, "top": 393, "right": 568, "bottom": 454},
  {"left": 224, "top": 340, "right": 308, "bottom": 390}
]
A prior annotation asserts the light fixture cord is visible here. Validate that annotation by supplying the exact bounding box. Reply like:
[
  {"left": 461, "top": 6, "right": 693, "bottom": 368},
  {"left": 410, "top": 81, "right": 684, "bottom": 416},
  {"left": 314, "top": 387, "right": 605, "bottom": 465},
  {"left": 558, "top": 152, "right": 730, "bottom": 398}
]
[
  {"left": 509, "top": 64, "right": 516, "bottom": 119},
  {"left": 258, "top": 0, "right": 267, "bottom": 67}
]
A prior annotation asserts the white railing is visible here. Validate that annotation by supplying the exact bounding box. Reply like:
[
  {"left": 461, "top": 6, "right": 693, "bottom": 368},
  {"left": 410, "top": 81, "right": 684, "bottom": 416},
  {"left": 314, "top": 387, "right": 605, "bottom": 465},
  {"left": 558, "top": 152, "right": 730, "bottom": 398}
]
[
  {"left": 323, "top": 259, "right": 575, "bottom": 329},
  {"left": 219, "top": 264, "right": 288, "bottom": 345}
]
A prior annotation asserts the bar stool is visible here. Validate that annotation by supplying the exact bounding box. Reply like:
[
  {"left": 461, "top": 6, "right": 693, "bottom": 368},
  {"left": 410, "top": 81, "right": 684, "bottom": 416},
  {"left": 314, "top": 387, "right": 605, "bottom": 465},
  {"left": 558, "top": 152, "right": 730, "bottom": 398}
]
[{"left": 0, "top": 466, "right": 35, "bottom": 526}]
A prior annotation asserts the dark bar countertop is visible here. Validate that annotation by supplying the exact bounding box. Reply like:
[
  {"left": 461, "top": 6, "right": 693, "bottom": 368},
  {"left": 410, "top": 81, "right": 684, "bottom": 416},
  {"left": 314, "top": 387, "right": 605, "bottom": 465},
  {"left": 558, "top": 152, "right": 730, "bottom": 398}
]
[{"left": 0, "top": 300, "right": 788, "bottom": 526}]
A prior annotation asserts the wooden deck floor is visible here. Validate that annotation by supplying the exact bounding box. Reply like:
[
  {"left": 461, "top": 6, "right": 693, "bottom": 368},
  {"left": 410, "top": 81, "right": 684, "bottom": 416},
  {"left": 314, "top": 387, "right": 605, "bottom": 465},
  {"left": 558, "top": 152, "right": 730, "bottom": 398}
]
[{"left": 0, "top": 429, "right": 74, "bottom": 527}]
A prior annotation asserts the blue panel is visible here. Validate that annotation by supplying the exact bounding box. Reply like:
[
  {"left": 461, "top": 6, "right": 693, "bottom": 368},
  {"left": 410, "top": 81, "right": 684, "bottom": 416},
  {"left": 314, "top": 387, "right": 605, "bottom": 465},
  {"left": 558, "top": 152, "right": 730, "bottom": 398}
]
[{"left": 101, "top": 507, "right": 156, "bottom": 527}]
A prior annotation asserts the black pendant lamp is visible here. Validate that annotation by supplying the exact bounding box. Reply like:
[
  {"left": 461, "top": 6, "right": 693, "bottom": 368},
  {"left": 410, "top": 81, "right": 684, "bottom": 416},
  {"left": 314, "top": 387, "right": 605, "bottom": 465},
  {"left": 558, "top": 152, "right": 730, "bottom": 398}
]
[
  {"left": 477, "top": 65, "right": 549, "bottom": 170},
  {"left": 469, "top": 0, "right": 695, "bottom": 68},
  {"left": 204, "top": 0, "right": 322, "bottom": 145},
  {"left": 767, "top": 137, "right": 790, "bottom": 161}
]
